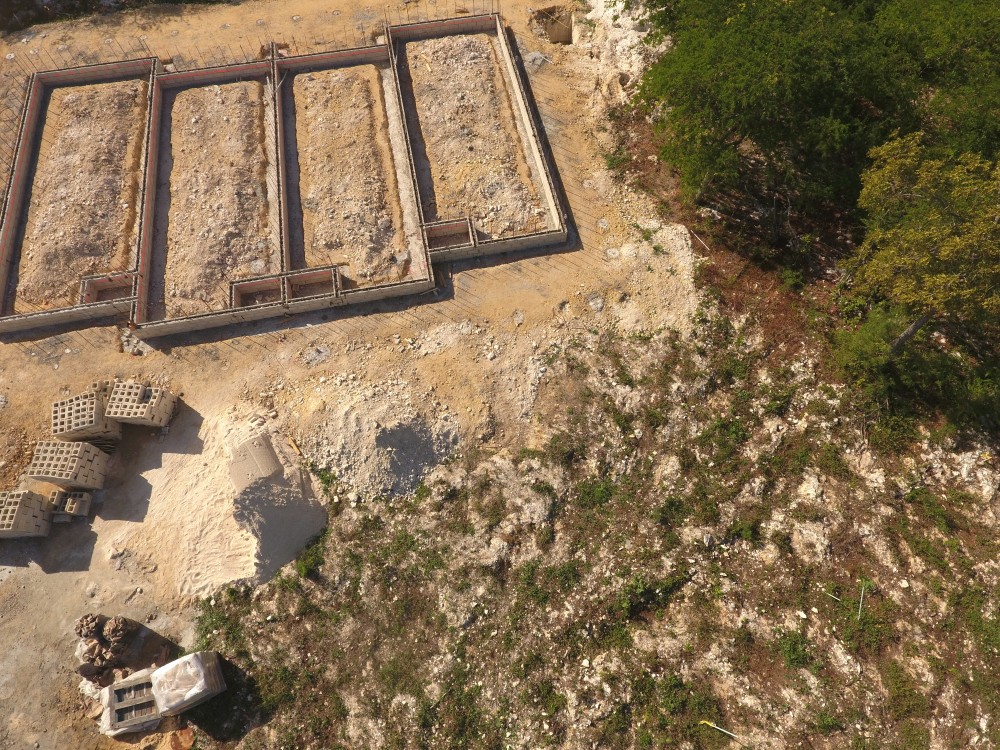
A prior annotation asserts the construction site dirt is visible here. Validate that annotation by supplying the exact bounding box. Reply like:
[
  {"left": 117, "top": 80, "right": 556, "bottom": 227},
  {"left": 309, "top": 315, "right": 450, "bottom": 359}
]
[
  {"left": 150, "top": 80, "right": 279, "bottom": 320},
  {"left": 0, "top": 0, "right": 697, "bottom": 747},
  {"left": 14, "top": 79, "right": 146, "bottom": 312}
]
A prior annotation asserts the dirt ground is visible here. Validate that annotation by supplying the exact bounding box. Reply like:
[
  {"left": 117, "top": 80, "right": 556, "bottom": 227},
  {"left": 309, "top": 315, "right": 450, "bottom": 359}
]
[
  {"left": 15, "top": 79, "right": 146, "bottom": 312},
  {"left": 289, "top": 65, "right": 411, "bottom": 285},
  {"left": 402, "top": 33, "right": 547, "bottom": 237},
  {"left": 0, "top": 1, "right": 698, "bottom": 747},
  {"left": 155, "top": 80, "right": 277, "bottom": 319}
]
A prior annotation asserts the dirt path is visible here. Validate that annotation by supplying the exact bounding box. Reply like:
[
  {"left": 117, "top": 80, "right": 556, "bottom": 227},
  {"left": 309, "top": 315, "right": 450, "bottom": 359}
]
[
  {"left": 288, "top": 65, "right": 410, "bottom": 286},
  {"left": 158, "top": 81, "right": 276, "bottom": 319},
  {"left": 402, "top": 33, "right": 546, "bottom": 238},
  {"left": 15, "top": 80, "right": 146, "bottom": 312}
]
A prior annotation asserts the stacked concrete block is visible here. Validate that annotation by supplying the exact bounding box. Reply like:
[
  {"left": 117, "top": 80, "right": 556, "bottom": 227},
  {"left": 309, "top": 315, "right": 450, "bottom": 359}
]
[
  {"left": 49, "top": 489, "right": 93, "bottom": 522},
  {"left": 105, "top": 382, "right": 177, "bottom": 427},
  {"left": 51, "top": 385, "right": 122, "bottom": 453},
  {"left": 0, "top": 490, "right": 52, "bottom": 538},
  {"left": 25, "top": 440, "right": 110, "bottom": 490}
]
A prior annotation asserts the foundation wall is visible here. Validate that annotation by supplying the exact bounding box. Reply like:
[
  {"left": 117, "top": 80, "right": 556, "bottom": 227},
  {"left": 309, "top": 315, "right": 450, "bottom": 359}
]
[
  {"left": 0, "top": 58, "right": 157, "bottom": 332},
  {"left": 0, "top": 75, "right": 44, "bottom": 317},
  {"left": 133, "top": 67, "right": 163, "bottom": 325},
  {"left": 272, "top": 55, "right": 291, "bottom": 271},
  {"left": 262, "top": 70, "right": 284, "bottom": 280},
  {"left": 3, "top": 16, "right": 565, "bottom": 341}
]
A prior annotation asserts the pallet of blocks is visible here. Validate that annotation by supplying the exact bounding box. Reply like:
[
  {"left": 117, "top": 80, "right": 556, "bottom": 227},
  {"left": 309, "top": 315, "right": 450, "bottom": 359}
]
[
  {"left": 0, "top": 490, "right": 52, "bottom": 538},
  {"left": 105, "top": 381, "right": 177, "bottom": 427},
  {"left": 49, "top": 490, "right": 93, "bottom": 522},
  {"left": 24, "top": 440, "right": 110, "bottom": 491},
  {"left": 51, "top": 381, "right": 122, "bottom": 452},
  {"left": 99, "top": 667, "right": 162, "bottom": 737}
]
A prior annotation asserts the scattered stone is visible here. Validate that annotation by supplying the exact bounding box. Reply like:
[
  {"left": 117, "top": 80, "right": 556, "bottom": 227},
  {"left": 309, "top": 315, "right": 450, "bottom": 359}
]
[{"left": 74, "top": 613, "right": 103, "bottom": 640}]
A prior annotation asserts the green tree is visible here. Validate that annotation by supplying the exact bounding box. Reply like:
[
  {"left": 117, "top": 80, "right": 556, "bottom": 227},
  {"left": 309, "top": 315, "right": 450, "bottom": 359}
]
[
  {"left": 638, "top": 0, "right": 917, "bottom": 226},
  {"left": 851, "top": 133, "right": 1000, "bottom": 356}
]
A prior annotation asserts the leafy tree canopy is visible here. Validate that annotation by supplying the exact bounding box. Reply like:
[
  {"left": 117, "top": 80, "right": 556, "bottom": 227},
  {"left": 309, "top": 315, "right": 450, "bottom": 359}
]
[
  {"left": 638, "top": 0, "right": 1000, "bottom": 221},
  {"left": 852, "top": 133, "right": 1000, "bottom": 337}
]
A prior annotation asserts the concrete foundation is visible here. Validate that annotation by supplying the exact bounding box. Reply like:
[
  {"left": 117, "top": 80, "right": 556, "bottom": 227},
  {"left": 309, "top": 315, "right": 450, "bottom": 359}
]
[
  {"left": 0, "top": 490, "right": 52, "bottom": 538},
  {"left": 25, "top": 440, "right": 110, "bottom": 491},
  {"left": 0, "top": 14, "right": 567, "bottom": 340}
]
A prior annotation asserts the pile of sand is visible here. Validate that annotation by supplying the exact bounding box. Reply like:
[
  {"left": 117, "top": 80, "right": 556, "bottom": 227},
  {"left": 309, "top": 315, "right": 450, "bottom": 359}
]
[{"left": 114, "top": 417, "right": 326, "bottom": 598}]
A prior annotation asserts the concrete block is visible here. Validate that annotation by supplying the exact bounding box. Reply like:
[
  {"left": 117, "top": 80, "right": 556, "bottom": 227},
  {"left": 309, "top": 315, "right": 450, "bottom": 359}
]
[
  {"left": 106, "top": 382, "right": 176, "bottom": 427},
  {"left": 0, "top": 490, "right": 52, "bottom": 538},
  {"left": 25, "top": 440, "right": 110, "bottom": 490},
  {"left": 49, "top": 490, "right": 93, "bottom": 520},
  {"left": 106, "top": 668, "right": 161, "bottom": 734},
  {"left": 51, "top": 387, "right": 122, "bottom": 448}
]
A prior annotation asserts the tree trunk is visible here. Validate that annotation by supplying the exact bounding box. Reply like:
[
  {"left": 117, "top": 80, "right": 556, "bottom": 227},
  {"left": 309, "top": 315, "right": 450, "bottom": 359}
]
[{"left": 888, "top": 312, "right": 933, "bottom": 360}]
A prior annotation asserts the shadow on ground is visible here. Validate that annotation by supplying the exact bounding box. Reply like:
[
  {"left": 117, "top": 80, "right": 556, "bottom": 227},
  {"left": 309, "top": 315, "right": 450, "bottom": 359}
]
[{"left": 185, "top": 655, "right": 268, "bottom": 742}]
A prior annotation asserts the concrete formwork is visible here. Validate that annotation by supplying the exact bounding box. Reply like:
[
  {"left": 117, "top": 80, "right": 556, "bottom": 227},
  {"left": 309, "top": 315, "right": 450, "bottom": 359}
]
[
  {"left": 25, "top": 440, "right": 110, "bottom": 491},
  {"left": 1, "top": 15, "right": 566, "bottom": 341},
  {"left": 0, "top": 58, "right": 156, "bottom": 334},
  {"left": 0, "top": 490, "right": 52, "bottom": 538}
]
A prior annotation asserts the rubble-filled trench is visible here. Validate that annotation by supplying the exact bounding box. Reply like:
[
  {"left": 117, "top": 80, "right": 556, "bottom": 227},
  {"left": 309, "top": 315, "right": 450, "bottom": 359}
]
[
  {"left": 153, "top": 81, "right": 278, "bottom": 320},
  {"left": 287, "top": 65, "right": 414, "bottom": 286},
  {"left": 15, "top": 80, "right": 147, "bottom": 312},
  {"left": 402, "top": 33, "right": 548, "bottom": 239}
]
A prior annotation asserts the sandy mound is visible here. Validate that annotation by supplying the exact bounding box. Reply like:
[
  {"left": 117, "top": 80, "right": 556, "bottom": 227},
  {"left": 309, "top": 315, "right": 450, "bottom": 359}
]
[
  {"left": 115, "top": 417, "right": 326, "bottom": 598},
  {"left": 230, "top": 428, "right": 328, "bottom": 583}
]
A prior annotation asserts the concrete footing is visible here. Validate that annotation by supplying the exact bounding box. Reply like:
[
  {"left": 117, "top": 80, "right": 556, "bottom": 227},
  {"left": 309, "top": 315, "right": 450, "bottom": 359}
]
[{"left": 0, "top": 13, "right": 567, "bottom": 340}]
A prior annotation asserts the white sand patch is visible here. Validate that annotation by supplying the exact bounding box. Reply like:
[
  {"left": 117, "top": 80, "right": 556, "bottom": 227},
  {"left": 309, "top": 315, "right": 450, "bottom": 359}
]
[{"left": 110, "top": 415, "right": 325, "bottom": 599}]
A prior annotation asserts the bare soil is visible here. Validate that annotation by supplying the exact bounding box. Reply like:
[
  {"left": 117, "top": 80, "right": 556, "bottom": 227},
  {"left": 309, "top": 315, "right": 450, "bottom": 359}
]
[
  {"left": 403, "top": 33, "right": 547, "bottom": 238},
  {"left": 157, "top": 81, "right": 277, "bottom": 319},
  {"left": 15, "top": 79, "right": 146, "bottom": 311},
  {"left": 289, "top": 65, "right": 410, "bottom": 285},
  {"left": 0, "top": 2, "right": 702, "bottom": 748}
]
